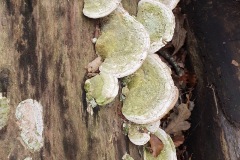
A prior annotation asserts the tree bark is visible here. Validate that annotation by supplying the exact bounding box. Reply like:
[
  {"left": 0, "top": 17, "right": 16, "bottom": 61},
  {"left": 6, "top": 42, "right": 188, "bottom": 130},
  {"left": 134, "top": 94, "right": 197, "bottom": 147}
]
[
  {"left": 0, "top": 0, "right": 142, "bottom": 159},
  {"left": 183, "top": 0, "right": 240, "bottom": 159}
]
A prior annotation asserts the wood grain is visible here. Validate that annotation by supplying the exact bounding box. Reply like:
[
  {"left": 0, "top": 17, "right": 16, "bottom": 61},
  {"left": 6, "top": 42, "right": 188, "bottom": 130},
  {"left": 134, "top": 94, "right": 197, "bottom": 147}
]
[{"left": 0, "top": 0, "right": 141, "bottom": 159}]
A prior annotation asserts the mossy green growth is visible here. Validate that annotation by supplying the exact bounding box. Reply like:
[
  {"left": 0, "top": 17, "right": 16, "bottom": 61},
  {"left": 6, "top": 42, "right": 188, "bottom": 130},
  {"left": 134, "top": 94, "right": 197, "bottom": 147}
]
[
  {"left": 122, "top": 54, "right": 178, "bottom": 124},
  {"left": 96, "top": 6, "right": 150, "bottom": 78},
  {"left": 96, "top": 16, "right": 143, "bottom": 59},
  {"left": 84, "top": 73, "right": 119, "bottom": 106},
  {"left": 144, "top": 128, "right": 177, "bottom": 160},
  {"left": 137, "top": 0, "right": 175, "bottom": 53},
  {"left": 85, "top": 75, "right": 105, "bottom": 105},
  {"left": 122, "top": 57, "right": 167, "bottom": 116},
  {"left": 0, "top": 97, "right": 10, "bottom": 130}
]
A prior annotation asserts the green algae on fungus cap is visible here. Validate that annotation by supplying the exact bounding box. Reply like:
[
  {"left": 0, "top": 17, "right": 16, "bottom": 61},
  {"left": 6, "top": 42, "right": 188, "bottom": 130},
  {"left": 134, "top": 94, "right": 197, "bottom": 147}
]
[
  {"left": 137, "top": 0, "right": 175, "bottom": 53},
  {"left": 15, "top": 99, "right": 44, "bottom": 152},
  {"left": 144, "top": 128, "right": 177, "bottom": 160},
  {"left": 83, "top": 0, "right": 121, "bottom": 19},
  {"left": 156, "top": 0, "right": 180, "bottom": 10},
  {"left": 0, "top": 97, "right": 10, "bottom": 130},
  {"left": 84, "top": 73, "right": 119, "bottom": 106},
  {"left": 128, "top": 123, "right": 150, "bottom": 145},
  {"left": 96, "top": 6, "right": 150, "bottom": 78},
  {"left": 122, "top": 54, "right": 178, "bottom": 124}
]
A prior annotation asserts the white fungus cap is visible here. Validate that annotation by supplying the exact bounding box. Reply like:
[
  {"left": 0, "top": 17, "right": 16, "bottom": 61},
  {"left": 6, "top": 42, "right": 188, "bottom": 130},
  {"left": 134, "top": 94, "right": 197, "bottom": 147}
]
[
  {"left": 128, "top": 124, "right": 150, "bottom": 146},
  {"left": 137, "top": 0, "right": 175, "bottom": 53},
  {"left": 145, "top": 120, "right": 161, "bottom": 133},
  {"left": 122, "top": 54, "right": 178, "bottom": 124},
  {"left": 15, "top": 99, "right": 44, "bottom": 152},
  {"left": 83, "top": 0, "right": 121, "bottom": 19},
  {"left": 84, "top": 73, "right": 119, "bottom": 106},
  {"left": 144, "top": 128, "right": 177, "bottom": 160},
  {"left": 96, "top": 6, "right": 150, "bottom": 78}
]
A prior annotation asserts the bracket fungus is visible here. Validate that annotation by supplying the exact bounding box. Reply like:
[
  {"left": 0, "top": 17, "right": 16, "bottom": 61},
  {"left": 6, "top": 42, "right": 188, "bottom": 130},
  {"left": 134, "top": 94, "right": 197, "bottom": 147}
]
[
  {"left": 83, "top": 0, "right": 121, "bottom": 19},
  {"left": 84, "top": 73, "right": 119, "bottom": 106},
  {"left": 0, "top": 96, "right": 10, "bottom": 130},
  {"left": 137, "top": 0, "right": 175, "bottom": 53},
  {"left": 126, "top": 120, "right": 160, "bottom": 146},
  {"left": 122, "top": 54, "right": 178, "bottom": 124},
  {"left": 15, "top": 99, "right": 44, "bottom": 152},
  {"left": 96, "top": 6, "right": 150, "bottom": 78},
  {"left": 156, "top": 0, "right": 180, "bottom": 10},
  {"left": 127, "top": 123, "right": 150, "bottom": 146},
  {"left": 144, "top": 128, "right": 177, "bottom": 160}
]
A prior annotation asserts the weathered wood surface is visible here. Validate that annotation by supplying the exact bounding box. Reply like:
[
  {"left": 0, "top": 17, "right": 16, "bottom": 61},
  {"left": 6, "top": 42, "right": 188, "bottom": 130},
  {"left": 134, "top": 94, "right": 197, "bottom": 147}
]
[
  {"left": 183, "top": 0, "right": 240, "bottom": 159},
  {"left": 0, "top": 0, "right": 142, "bottom": 159}
]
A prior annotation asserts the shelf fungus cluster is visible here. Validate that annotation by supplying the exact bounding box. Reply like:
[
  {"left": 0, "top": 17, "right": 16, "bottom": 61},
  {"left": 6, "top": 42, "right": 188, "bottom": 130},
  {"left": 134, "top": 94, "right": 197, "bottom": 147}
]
[
  {"left": 95, "top": 6, "right": 150, "bottom": 78},
  {"left": 83, "top": 0, "right": 180, "bottom": 159},
  {"left": 15, "top": 99, "right": 44, "bottom": 152}
]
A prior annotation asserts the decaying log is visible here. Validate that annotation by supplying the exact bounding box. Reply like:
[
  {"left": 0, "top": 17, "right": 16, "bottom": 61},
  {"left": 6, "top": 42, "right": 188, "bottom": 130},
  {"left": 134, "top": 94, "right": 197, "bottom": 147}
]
[
  {"left": 183, "top": 0, "right": 240, "bottom": 159},
  {"left": 0, "top": 0, "right": 141, "bottom": 159}
]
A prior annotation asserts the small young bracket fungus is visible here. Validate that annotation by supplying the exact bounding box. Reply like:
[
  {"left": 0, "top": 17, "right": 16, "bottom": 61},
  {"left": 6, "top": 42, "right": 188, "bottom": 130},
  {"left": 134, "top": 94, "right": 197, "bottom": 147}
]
[
  {"left": 128, "top": 123, "right": 150, "bottom": 146},
  {"left": 84, "top": 73, "right": 119, "bottom": 106},
  {"left": 144, "top": 128, "right": 177, "bottom": 160},
  {"left": 96, "top": 6, "right": 150, "bottom": 78},
  {"left": 137, "top": 0, "right": 175, "bottom": 53},
  {"left": 86, "top": 56, "right": 103, "bottom": 74},
  {"left": 15, "top": 99, "right": 44, "bottom": 152},
  {"left": 83, "top": 0, "right": 121, "bottom": 19},
  {"left": 0, "top": 96, "right": 10, "bottom": 130},
  {"left": 156, "top": 0, "right": 180, "bottom": 10},
  {"left": 122, "top": 54, "right": 178, "bottom": 124}
]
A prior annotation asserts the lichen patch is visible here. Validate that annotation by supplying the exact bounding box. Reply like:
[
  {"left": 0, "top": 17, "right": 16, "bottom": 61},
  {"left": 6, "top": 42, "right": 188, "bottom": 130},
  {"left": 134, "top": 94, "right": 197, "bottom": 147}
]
[{"left": 15, "top": 99, "right": 44, "bottom": 152}]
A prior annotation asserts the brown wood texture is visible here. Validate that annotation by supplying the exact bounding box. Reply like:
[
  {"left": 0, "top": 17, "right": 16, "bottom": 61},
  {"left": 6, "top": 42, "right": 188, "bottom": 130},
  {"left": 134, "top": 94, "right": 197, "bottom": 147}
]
[
  {"left": 183, "top": 0, "right": 240, "bottom": 159},
  {"left": 0, "top": 0, "right": 142, "bottom": 159}
]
